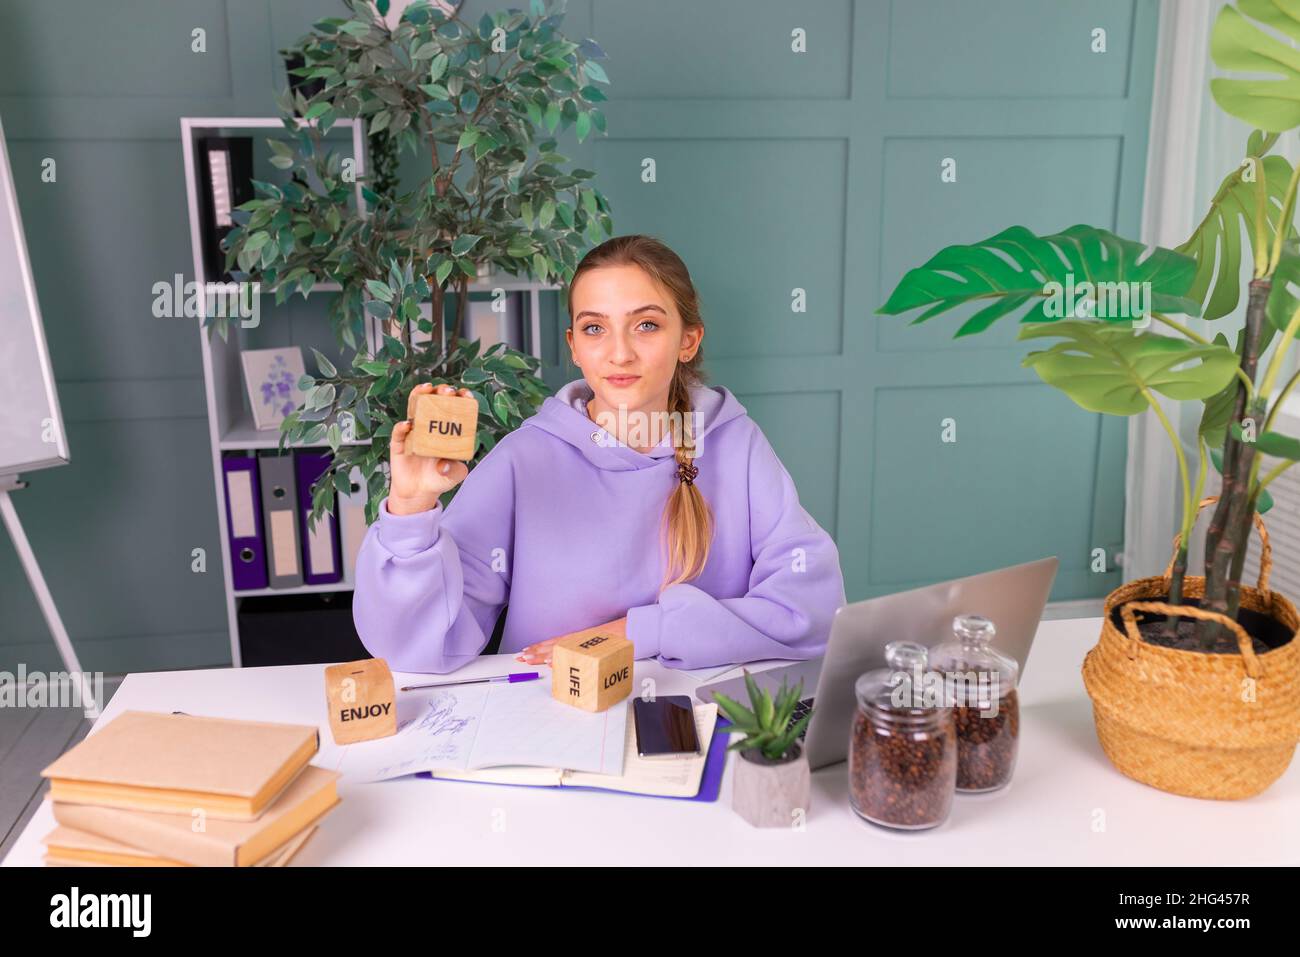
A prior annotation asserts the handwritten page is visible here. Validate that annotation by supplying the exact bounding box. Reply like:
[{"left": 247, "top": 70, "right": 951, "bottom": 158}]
[{"left": 337, "top": 680, "right": 626, "bottom": 782}]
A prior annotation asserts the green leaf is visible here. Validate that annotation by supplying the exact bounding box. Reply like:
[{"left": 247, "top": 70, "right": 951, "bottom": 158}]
[
  {"left": 364, "top": 299, "right": 392, "bottom": 320},
  {"left": 383, "top": 334, "right": 406, "bottom": 360},
  {"left": 310, "top": 348, "right": 337, "bottom": 378},
  {"left": 712, "top": 693, "right": 759, "bottom": 731},
  {"left": 1198, "top": 332, "right": 1240, "bottom": 446},
  {"left": 457, "top": 128, "right": 480, "bottom": 151},
  {"left": 304, "top": 101, "right": 330, "bottom": 121},
  {"left": 451, "top": 234, "right": 483, "bottom": 256},
  {"left": 1210, "top": 3, "right": 1300, "bottom": 132},
  {"left": 1230, "top": 423, "right": 1300, "bottom": 459},
  {"left": 1177, "top": 142, "right": 1294, "bottom": 320},
  {"left": 429, "top": 52, "right": 449, "bottom": 82},
  {"left": 1268, "top": 240, "right": 1300, "bottom": 336},
  {"left": 878, "top": 225, "right": 1201, "bottom": 336},
  {"left": 1019, "top": 321, "right": 1241, "bottom": 416},
  {"left": 365, "top": 279, "right": 394, "bottom": 302},
  {"left": 243, "top": 231, "right": 270, "bottom": 254}
]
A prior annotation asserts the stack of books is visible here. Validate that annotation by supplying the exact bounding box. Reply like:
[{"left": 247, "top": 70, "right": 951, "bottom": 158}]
[{"left": 38, "top": 711, "right": 340, "bottom": 867}]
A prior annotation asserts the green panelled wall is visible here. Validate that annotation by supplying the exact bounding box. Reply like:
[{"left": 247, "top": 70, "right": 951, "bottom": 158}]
[{"left": 0, "top": 1, "right": 1157, "bottom": 674}]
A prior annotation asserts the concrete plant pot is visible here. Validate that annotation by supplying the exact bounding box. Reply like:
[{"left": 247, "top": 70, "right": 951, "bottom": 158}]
[{"left": 732, "top": 742, "right": 810, "bottom": 827}]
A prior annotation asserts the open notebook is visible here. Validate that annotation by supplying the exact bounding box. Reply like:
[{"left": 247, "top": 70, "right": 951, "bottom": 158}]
[
  {"left": 422, "top": 702, "right": 720, "bottom": 798},
  {"left": 334, "top": 678, "right": 628, "bottom": 782}
]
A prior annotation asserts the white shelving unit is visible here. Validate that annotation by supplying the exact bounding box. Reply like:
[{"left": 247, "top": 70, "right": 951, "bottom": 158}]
[{"left": 181, "top": 116, "right": 557, "bottom": 666}]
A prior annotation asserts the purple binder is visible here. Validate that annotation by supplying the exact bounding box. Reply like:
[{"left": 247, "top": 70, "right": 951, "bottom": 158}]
[
  {"left": 417, "top": 716, "right": 734, "bottom": 802},
  {"left": 222, "top": 453, "right": 267, "bottom": 591},
  {"left": 295, "top": 451, "right": 342, "bottom": 585}
]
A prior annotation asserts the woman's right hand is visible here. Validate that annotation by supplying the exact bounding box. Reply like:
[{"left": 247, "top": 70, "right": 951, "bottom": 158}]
[{"left": 387, "top": 383, "right": 473, "bottom": 515}]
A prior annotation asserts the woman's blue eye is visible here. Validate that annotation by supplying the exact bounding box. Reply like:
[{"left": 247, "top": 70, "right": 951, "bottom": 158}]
[{"left": 581, "top": 321, "right": 659, "bottom": 334}]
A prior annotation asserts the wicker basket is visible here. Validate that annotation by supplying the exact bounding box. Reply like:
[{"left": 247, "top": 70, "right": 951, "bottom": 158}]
[{"left": 1082, "top": 497, "right": 1300, "bottom": 799}]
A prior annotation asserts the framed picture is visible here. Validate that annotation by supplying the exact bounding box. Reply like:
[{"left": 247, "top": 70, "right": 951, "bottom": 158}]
[{"left": 241, "top": 347, "right": 308, "bottom": 431}]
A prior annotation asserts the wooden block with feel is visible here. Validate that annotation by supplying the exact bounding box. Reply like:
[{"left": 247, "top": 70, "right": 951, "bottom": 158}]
[
  {"left": 324, "top": 658, "right": 397, "bottom": 744},
  {"left": 550, "top": 618, "right": 634, "bottom": 713},
  {"left": 409, "top": 391, "right": 478, "bottom": 460}
]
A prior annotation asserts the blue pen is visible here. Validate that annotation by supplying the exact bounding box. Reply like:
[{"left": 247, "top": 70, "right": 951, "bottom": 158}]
[{"left": 400, "top": 672, "right": 540, "bottom": 692}]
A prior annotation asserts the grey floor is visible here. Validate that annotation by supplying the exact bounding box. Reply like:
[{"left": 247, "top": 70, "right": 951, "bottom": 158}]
[{"left": 0, "top": 677, "right": 122, "bottom": 862}]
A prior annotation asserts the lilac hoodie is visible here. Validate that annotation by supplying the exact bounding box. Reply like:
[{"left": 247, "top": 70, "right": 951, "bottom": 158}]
[{"left": 351, "top": 378, "right": 847, "bottom": 672}]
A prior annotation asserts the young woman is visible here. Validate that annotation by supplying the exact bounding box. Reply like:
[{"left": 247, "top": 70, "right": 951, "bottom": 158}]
[{"left": 352, "top": 234, "right": 846, "bottom": 673}]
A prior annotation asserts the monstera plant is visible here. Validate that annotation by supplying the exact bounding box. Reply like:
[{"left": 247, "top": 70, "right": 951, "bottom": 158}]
[
  {"left": 218, "top": 0, "right": 613, "bottom": 525},
  {"left": 878, "top": 1, "right": 1300, "bottom": 800}
]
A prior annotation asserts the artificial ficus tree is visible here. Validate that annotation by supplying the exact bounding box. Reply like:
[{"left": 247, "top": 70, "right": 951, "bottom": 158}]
[{"left": 213, "top": 0, "right": 614, "bottom": 525}]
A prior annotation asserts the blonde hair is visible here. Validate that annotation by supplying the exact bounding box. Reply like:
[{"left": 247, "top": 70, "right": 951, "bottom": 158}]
[{"left": 566, "top": 235, "right": 714, "bottom": 593}]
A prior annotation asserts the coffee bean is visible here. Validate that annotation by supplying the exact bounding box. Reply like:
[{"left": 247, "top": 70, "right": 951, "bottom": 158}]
[
  {"left": 848, "top": 706, "right": 956, "bottom": 829},
  {"left": 952, "top": 688, "right": 1018, "bottom": 792}
]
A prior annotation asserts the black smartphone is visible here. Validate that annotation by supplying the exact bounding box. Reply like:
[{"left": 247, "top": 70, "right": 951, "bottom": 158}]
[{"left": 633, "top": 695, "right": 701, "bottom": 757}]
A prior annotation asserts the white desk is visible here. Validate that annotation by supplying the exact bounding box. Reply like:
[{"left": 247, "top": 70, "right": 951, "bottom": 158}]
[{"left": 5, "top": 616, "right": 1298, "bottom": 866}]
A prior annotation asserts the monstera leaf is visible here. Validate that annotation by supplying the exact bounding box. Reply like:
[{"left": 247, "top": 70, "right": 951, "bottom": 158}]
[
  {"left": 1018, "top": 320, "right": 1240, "bottom": 416},
  {"left": 1211, "top": 1, "right": 1300, "bottom": 133},
  {"left": 1177, "top": 132, "right": 1294, "bottom": 320},
  {"left": 879, "top": 225, "right": 1200, "bottom": 338},
  {"left": 1268, "top": 240, "right": 1300, "bottom": 334}
]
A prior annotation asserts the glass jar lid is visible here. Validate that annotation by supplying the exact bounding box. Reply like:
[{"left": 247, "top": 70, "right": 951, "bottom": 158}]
[
  {"left": 854, "top": 640, "right": 950, "bottom": 721},
  {"left": 929, "top": 613, "right": 1019, "bottom": 706}
]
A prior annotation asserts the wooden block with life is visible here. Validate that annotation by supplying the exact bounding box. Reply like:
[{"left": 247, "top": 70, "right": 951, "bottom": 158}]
[
  {"left": 409, "top": 391, "right": 478, "bottom": 460},
  {"left": 324, "top": 658, "right": 397, "bottom": 744},
  {"left": 550, "top": 618, "right": 634, "bottom": 713}
]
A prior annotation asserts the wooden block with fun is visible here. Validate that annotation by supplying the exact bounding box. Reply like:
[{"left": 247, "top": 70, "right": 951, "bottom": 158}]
[
  {"left": 550, "top": 617, "right": 634, "bottom": 713},
  {"left": 408, "top": 390, "right": 478, "bottom": 460},
  {"left": 324, "top": 657, "right": 397, "bottom": 744}
]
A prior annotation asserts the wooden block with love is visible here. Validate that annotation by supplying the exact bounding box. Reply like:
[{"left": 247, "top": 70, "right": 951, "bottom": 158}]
[
  {"left": 324, "top": 658, "right": 397, "bottom": 744},
  {"left": 550, "top": 618, "right": 634, "bottom": 713},
  {"left": 408, "top": 391, "right": 478, "bottom": 461}
]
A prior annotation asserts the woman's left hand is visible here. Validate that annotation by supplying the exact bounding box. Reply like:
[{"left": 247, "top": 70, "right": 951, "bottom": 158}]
[
  {"left": 515, "top": 638, "right": 559, "bottom": 665},
  {"left": 516, "top": 617, "right": 629, "bottom": 665}
]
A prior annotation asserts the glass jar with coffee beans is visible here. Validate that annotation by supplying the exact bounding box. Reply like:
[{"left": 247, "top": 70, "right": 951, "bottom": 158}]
[
  {"left": 929, "top": 613, "right": 1020, "bottom": 793},
  {"left": 848, "top": 641, "right": 956, "bottom": 830}
]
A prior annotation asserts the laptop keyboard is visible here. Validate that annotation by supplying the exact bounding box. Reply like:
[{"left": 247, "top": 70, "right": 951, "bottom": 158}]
[{"left": 792, "top": 697, "right": 814, "bottom": 738}]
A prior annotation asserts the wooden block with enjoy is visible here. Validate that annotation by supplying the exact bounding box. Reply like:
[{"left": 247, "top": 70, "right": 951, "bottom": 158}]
[
  {"left": 551, "top": 617, "right": 634, "bottom": 713},
  {"left": 324, "top": 657, "right": 397, "bottom": 745}
]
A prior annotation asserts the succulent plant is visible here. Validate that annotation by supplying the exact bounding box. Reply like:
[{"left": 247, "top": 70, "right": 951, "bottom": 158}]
[{"left": 713, "top": 670, "right": 811, "bottom": 763}]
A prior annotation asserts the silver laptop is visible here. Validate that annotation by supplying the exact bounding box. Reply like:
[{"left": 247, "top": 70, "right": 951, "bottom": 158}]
[{"left": 695, "top": 556, "right": 1059, "bottom": 770}]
